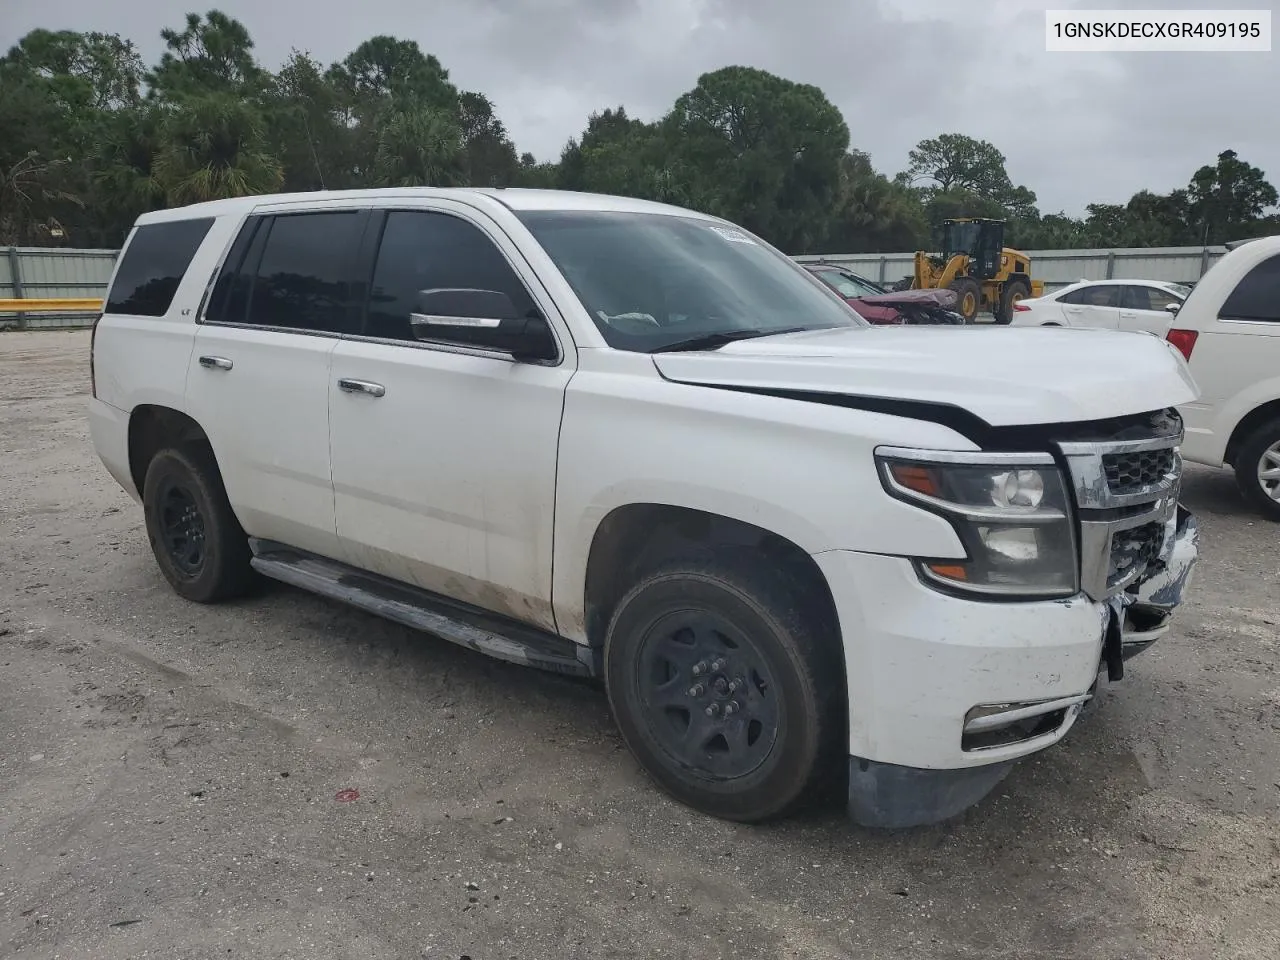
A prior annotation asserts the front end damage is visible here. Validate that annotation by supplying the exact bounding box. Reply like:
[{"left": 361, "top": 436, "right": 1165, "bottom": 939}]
[
  {"left": 1120, "top": 505, "right": 1199, "bottom": 662},
  {"left": 845, "top": 409, "right": 1200, "bottom": 829}
]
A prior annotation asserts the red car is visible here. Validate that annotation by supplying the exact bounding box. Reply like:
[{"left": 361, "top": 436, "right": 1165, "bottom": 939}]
[{"left": 804, "top": 263, "right": 965, "bottom": 325}]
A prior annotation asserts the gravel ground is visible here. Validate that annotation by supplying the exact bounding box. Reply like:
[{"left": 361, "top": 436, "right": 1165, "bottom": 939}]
[{"left": 2, "top": 329, "right": 1278, "bottom": 960}]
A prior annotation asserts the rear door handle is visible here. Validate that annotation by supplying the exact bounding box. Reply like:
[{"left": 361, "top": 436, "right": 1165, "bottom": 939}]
[
  {"left": 198, "top": 355, "right": 233, "bottom": 370},
  {"left": 337, "top": 378, "right": 386, "bottom": 397}
]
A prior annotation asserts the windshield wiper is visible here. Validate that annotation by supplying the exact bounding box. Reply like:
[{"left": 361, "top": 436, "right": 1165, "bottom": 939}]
[{"left": 649, "top": 327, "right": 813, "bottom": 353}]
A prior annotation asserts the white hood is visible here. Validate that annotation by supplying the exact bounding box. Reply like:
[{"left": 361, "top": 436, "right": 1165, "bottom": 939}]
[{"left": 652, "top": 325, "right": 1199, "bottom": 427}]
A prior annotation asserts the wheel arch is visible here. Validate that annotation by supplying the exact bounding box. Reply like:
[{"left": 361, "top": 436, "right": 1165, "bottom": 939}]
[
  {"left": 1005, "top": 271, "right": 1033, "bottom": 291},
  {"left": 1224, "top": 398, "right": 1280, "bottom": 467},
  {"left": 581, "top": 503, "right": 843, "bottom": 656},
  {"left": 128, "top": 404, "right": 217, "bottom": 496}
]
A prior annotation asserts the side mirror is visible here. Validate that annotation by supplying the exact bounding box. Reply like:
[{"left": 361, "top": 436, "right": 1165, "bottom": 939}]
[
  {"left": 1164, "top": 302, "right": 1181, "bottom": 315},
  {"left": 409, "top": 288, "right": 558, "bottom": 362}
]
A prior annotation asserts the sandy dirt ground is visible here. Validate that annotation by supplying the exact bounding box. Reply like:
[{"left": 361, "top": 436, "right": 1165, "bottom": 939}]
[{"left": 1, "top": 329, "right": 1277, "bottom": 960}]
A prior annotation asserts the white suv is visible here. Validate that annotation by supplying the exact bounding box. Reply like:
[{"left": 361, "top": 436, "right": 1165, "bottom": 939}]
[
  {"left": 89, "top": 188, "right": 1201, "bottom": 828},
  {"left": 1164, "top": 236, "right": 1280, "bottom": 519}
]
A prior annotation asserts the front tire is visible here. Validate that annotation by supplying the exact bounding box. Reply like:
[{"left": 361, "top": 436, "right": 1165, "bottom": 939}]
[
  {"left": 1233, "top": 419, "right": 1280, "bottom": 521},
  {"left": 603, "top": 550, "right": 843, "bottom": 822},
  {"left": 995, "top": 279, "right": 1030, "bottom": 325},
  {"left": 142, "top": 446, "right": 254, "bottom": 602},
  {"left": 948, "top": 278, "right": 982, "bottom": 323}
]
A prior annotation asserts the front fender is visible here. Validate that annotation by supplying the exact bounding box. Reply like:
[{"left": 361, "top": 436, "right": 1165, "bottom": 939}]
[{"left": 549, "top": 370, "right": 974, "bottom": 643}]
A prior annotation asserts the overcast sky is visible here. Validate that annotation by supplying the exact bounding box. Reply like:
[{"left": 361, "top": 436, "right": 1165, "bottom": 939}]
[{"left": 4, "top": 0, "right": 1276, "bottom": 215}]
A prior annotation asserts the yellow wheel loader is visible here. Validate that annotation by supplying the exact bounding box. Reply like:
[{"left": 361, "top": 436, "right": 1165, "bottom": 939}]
[{"left": 901, "top": 218, "right": 1044, "bottom": 324}]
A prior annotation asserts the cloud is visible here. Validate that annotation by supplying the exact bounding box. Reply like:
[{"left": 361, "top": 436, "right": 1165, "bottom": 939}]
[{"left": 3, "top": 0, "right": 1276, "bottom": 215}]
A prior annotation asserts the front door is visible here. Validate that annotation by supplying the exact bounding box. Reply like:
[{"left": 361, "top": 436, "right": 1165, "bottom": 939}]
[
  {"left": 328, "top": 204, "right": 574, "bottom": 632},
  {"left": 1118, "top": 284, "right": 1182, "bottom": 336}
]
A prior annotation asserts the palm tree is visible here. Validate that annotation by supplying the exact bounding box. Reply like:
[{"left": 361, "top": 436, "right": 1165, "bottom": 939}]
[
  {"left": 90, "top": 107, "right": 166, "bottom": 218},
  {"left": 372, "top": 105, "right": 466, "bottom": 188},
  {"left": 153, "top": 93, "right": 283, "bottom": 205}
]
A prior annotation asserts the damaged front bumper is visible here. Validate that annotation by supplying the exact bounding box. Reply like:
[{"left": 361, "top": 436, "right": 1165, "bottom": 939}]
[
  {"left": 829, "top": 503, "right": 1201, "bottom": 830},
  {"left": 1106, "top": 504, "right": 1200, "bottom": 675}
]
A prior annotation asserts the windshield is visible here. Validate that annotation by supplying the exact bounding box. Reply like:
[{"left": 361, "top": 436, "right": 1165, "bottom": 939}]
[
  {"left": 813, "top": 268, "right": 884, "bottom": 298},
  {"left": 1163, "top": 282, "right": 1192, "bottom": 299},
  {"left": 941, "top": 221, "right": 981, "bottom": 258},
  {"left": 515, "top": 210, "right": 865, "bottom": 352}
]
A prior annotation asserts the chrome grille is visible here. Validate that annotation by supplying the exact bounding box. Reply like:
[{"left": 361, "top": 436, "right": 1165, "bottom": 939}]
[
  {"left": 1103, "top": 448, "right": 1176, "bottom": 496},
  {"left": 1057, "top": 414, "right": 1183, "bottom": 602}
]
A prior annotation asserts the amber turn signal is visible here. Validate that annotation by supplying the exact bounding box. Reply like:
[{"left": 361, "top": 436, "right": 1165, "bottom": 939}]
[{"left": 888, "top": 463, "right": 939, "bottom": 497}]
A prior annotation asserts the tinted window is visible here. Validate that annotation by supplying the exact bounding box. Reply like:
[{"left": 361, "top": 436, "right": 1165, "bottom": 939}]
[
  {"left": 1220, "top": 254, "right": 1280, "bottom": 322},
  {"left": 243, "top": 212, "right": 365, "bottom": 334},
  {"left": 1061, "top": 284, "right": 1118, "bottom": 307},
  {"left": 365, "top": 211, "right": 536, "bottom": 342},
  {"left": 1122, "top": 285, "right": 1182, "bottom": 311},
  {"left": 105, "top": 218, "right": 214, "bottom": 317},
  {"left": 205, "top": 217, "right": 264, "bottom": 324}
]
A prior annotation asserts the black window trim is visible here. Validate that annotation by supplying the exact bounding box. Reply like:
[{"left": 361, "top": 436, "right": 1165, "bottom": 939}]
[
  {"left": 197, "top": 208, "right": 374, "bottom": 340},
  {"left": 342, "top": 204, "right": 566, "bottom": 367},
  {"left": 195, "top": 214, "right": 263, "bottom": 326}
]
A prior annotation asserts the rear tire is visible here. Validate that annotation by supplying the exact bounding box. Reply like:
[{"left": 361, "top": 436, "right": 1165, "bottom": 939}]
[
  {"left": 142, "top": 446, "right": 254, "bottom": 603},
  {"left": 1233, "top": 418, "right": 1280, "bottom": 522},
  {"left": 603, "top": 548, "right": 844, "bottom": 823},
  {"left": 948, "top": 278, "right": 982, "bottom": 323}
]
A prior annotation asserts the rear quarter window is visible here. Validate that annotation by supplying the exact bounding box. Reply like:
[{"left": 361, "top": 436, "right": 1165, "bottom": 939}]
[
  {"left": 1219, "top": 254, "right": 1280, "bottom": 323},
  {"left": 105, "top": 218, "right": 215, "bottom": 317}
]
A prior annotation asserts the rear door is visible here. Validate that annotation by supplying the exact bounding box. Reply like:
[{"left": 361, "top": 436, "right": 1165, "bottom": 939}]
[
  {"left": 327, "top": 201, "right": 573, "bottom": 631},
  {"left": 1059, "top": 284, "right": 1121, "bottom": 329},
  {"left": 184, "top": 205, "right": 371, "bottom": 560},
  {"left": 1118, "top": 284, "right": 1181, "bottom": 336}
]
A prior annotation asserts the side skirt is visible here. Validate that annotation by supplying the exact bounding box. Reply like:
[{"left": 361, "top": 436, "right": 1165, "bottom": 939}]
[{"left": 248, "top": 538, "right": 595, "bottom": 678}]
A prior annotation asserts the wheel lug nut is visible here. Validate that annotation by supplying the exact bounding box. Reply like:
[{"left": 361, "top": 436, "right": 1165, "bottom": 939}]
[
  {"left": 705, "top": 703, "right": 720, "bottom": 717},
  {"left": 691, "top": 661, "right": 708, "bottom": 676},
  {"left": 710, "top": 658, "right": 726, "bottom": 672},
  {"left": 723, "top": 701, "right": 740, "bottom": 716},
  {"left": 687, "top": 683, "right": 705, "bottom": 697},
  {"left": 727, "top": 679, "right": 739, "bottom": 693}
]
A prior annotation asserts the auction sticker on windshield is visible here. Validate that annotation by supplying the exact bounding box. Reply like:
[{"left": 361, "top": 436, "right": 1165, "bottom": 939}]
[{"left": 709, "top": 225, "right": 757, "bottom": 245}]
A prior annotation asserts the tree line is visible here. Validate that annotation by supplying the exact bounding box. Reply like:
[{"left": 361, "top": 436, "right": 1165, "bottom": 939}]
[{"left": 2, "top": 10, "right": 1277, "bottom": 253}]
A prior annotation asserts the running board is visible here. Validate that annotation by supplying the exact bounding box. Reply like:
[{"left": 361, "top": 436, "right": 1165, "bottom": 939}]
[{"left": 248, "top": 539, "right": 594, "bottom": 677}]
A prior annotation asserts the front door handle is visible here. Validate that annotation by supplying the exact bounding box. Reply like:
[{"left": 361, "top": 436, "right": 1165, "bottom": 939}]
[
  {"left": 337, "top": 378, "right": 386, "bottom": 397},
  {"left": 198, "top": 355, "right": 233, "bottom": 370}
]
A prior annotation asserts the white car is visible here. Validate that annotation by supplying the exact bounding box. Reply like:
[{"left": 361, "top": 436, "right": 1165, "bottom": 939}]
[
  {"left": 89, "top": 188, "right": 1200, "bottom": 829},
  {"left": 1164, "top": 235, "right": 1280, "bottom": 519},
  {"left": 1011, "top": 278, "right": 1191, "bottom": 336}
]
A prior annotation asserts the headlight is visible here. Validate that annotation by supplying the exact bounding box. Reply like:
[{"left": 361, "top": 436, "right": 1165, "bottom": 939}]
[{"left": 876, "top": 447, "right": 1078, "bottom": 599}]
